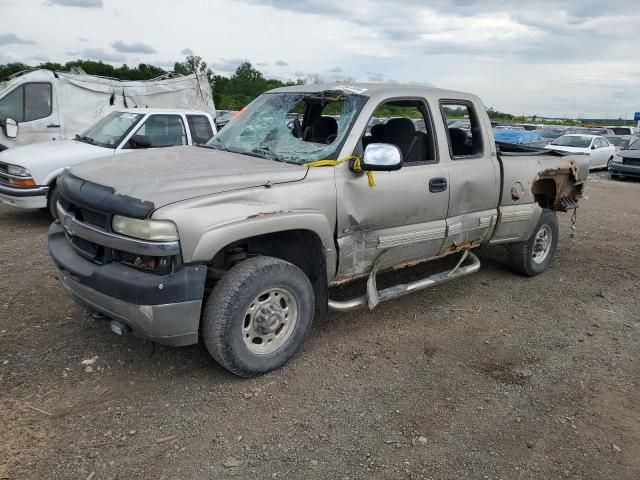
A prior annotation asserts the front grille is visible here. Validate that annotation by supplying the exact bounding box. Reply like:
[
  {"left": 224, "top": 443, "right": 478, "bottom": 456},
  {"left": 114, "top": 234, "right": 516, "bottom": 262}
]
[
  {"left": 78, "top": 208, "right": 109, "bottom": 230},
  {"left": 625, "top": 158, "right": 640, "bottom": 166},
  {"left": 0, "top": 162, "right": 8, "bottom": 174},
  {"left": 71, "top": 236, "right": 101, "bottom": 261}
]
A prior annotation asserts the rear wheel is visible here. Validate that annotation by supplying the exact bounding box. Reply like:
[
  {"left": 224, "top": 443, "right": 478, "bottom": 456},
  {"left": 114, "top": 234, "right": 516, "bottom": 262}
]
[
  {"left": 508, "top": 210, "right": 559, "bottom": 277},
  {"left": 202, "top": 256, "right": 314, "bottom": 377}
]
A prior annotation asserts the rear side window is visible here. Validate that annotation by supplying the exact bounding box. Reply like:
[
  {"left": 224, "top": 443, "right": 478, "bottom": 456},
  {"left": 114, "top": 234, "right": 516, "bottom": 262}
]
[
  {"left": 187, "top": 115, "right": 214, "bottom": 144},
  {"left": 134, "top": 114, "right": 187, "bottom": 147},
  {"left": 440, "top": 101, "right": 484, "bottom": 159}
]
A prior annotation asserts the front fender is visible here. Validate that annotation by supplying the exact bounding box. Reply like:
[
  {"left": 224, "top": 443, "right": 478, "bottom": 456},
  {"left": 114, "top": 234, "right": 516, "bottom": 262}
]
[
  {"left": 153, "top": 196, "right": 337, "bottom": 279},
  {"left": 191, "top": 209, "right": 336, "bottom": 277}
]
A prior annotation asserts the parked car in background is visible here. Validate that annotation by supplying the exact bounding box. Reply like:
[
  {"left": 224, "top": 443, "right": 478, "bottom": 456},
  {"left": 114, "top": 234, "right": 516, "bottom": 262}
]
[
  {"left": 538, "top": 126, "right": 567, "bottom": 144},
  {"left": 494, "top": 125, "right": 525, "bottom": 131},
  {"left": 515, "top": 123, "right": 544, "bottom": 131},
  {"left": 606, "top": 126, "right": 637, "bottom": 136},
  {"left": 605, "top": 135, "right": 631, "bottom": 151},
  {"left": 0, "top": 69, "right": 215, "bottom": 151},
  {"left": 0, "top": 108, "right": 215, "bottom": 218},
  {"left": 215, "top": 110, "right": 239, "bottom": 130},
  {"left": 609, "top": 137, "right": 640, "bottom": 179},
  {"left": 545, "top": 134, "right": 615, "bottom": 170},
  {"left": 494, "top": 128, "right": 543, "bottom": 146},
  {"left": 565, "top": 127, "right": 615, "bottom": 136}
]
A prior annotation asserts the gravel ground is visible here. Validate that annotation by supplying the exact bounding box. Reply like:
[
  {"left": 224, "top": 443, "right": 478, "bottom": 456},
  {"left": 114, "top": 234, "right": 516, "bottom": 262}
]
[{"left": 1, "top": 173, "right": 638, "bottom": 480}]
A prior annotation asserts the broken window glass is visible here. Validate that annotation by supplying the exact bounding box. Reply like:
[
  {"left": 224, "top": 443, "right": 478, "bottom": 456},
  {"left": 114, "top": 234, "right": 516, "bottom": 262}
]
[{"left": 206, "top": 91, "right": 367, "bottom": 164}]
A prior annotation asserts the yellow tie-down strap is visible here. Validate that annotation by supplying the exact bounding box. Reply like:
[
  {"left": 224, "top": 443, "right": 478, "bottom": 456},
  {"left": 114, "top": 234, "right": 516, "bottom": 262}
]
[{"left": 304, "top": 156, "right": 376, "bottom": 188}]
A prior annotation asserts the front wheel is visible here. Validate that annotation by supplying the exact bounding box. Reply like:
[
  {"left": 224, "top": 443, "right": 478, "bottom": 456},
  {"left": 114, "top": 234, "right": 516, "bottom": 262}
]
[
  {"left": 508, "top": 210, "right": 559, "bottom": 277},
  {"left": 202, "top": 256, "right": 315, "bottom": 377}
]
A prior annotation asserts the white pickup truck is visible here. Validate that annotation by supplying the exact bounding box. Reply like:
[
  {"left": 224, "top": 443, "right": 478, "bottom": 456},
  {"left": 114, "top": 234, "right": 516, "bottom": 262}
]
[{"left": 0, "top": 108, "right": 216, "bottom": 217}]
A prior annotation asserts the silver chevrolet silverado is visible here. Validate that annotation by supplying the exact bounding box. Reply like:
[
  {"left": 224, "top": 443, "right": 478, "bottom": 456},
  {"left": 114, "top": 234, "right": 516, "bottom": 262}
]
[{"left": 48, "top": 84, "right": 589, "bottom": 377}]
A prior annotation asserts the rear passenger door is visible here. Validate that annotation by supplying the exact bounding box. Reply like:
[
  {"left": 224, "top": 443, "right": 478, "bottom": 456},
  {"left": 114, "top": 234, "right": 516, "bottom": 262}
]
[
  {"left": 593, "top": 137, "right": 612, "bottom": 168},
  {"left": 439, "top": 100, "right": 501, "bottom": 252}
]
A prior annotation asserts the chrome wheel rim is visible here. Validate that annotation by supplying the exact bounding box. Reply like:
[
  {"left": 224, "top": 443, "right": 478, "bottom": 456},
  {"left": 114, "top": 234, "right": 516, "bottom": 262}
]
[
  {"left": 242, "top": 288, "right": 298, "bottom": 355},
  {"left": 532, "top": 224, "right": 552, "bottom": 264}
]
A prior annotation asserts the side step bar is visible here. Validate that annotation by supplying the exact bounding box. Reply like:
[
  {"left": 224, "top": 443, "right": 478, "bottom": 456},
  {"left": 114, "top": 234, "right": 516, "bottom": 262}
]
[{"left": 328, "top": 251, "right": 481, "bottom": 313}]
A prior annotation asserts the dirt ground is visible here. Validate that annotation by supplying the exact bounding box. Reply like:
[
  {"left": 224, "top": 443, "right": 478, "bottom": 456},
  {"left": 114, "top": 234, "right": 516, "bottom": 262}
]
[{"left": 1, "top": 172, "right": 638, "bottom": 480}]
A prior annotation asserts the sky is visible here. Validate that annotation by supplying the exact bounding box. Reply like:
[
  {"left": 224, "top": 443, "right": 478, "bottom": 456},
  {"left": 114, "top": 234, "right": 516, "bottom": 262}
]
[{"left": 1, "top": 0, "right": 639, "bottom": 119}]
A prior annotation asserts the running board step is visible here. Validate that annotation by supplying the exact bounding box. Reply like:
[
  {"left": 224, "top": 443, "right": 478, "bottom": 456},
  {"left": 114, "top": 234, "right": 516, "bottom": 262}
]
[{"left": 328, "top": 251, "right": 481, "bottom": 313}]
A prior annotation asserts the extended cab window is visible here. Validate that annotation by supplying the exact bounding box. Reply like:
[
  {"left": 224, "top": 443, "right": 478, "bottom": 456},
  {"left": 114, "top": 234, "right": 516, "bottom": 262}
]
[
  {"left": 0, "top": 82, "right": 52, "bottom": 122},
  {"left": 360, "top": 99, "right": 437, "bottom": 164},
  {"left": 440, "top": 101, "right": 484, "bottom": 158},
  {"left": 133, "top": 115, "right": 187, "bottom": 147},
  {"left": 187, "top": 115, "right": 214, "bottom": 144}
]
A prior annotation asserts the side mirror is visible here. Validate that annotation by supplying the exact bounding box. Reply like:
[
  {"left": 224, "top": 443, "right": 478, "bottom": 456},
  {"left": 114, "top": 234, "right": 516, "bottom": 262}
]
[
  {"left": 361, "top": 143, "right": 402, "bottom": 171},
  {"left": 591, "top": 145, "right": 596, "bottom": 150},
  {"left": 129, "top": 134, "right": 152, "bottom": 149},
  {"left": 4, "top": 118, "right": 18, "bottom": 139}
]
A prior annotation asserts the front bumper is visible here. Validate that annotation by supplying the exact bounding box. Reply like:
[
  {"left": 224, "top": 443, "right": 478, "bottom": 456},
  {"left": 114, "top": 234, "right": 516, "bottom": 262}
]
[
  {"left": 609, "top": 163, "right": 640, "bottom": 178},
  {"left": 49, "top": 223, "right": 207, "bottom": 346},
  {"left": 0, "top": 183, "right": 49, "bottom": 209}
]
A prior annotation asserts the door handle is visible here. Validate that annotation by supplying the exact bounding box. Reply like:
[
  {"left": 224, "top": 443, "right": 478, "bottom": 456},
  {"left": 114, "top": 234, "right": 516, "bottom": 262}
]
[
  {"left": 47, "top": 124, "right": 60, "bottom": 128},
  {"left": 429, "top": 177, "right": 448, "bottom": 193}
]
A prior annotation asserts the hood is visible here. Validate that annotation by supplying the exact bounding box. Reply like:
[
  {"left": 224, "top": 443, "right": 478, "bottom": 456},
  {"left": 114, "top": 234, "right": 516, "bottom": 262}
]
[
  {"left": 0, "top": 139, "right": 111, "bottom": 171},
  {"left": 545, "top": 145, "right": 590, "bottom": 154},
  {"left": 620, "top": 149, "right": 640, "bottom": 160},
  {"left": 67, "top": 146, "right": 309, "bottom": 208}
]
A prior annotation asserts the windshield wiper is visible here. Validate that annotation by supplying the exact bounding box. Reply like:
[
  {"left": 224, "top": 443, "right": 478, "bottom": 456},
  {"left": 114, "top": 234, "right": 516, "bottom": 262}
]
[{"left": 75, "top": 134, "right": 96, "bottom": 145}]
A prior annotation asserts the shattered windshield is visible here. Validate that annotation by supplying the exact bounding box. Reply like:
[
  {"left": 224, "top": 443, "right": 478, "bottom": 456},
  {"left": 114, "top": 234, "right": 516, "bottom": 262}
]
[
  {"left": 77, "top": 111, "right": 143, "bottom": 149},
  {"left": 551, "top": 135, "right": 592, "bottom": 148},
  {"left": 205, "top": 91, "right": 367, "bottom": 164}
]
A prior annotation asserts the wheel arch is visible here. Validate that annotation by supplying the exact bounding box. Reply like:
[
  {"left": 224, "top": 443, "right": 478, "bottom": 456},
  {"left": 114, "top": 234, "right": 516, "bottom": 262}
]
[{"left": 206, "top": 228, "right": 331, "bottom": 314}]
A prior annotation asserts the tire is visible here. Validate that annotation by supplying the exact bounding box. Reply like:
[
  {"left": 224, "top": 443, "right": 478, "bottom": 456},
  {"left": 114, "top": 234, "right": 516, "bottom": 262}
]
[
  {"left": 202, "top": 256, "right": 315, "bottom": 377},
  {"left": 47, "top": 183, "right": 60, "bottom": 220},
  {"left": 508, "top": 210, "right": 559, "bottom": 277}
]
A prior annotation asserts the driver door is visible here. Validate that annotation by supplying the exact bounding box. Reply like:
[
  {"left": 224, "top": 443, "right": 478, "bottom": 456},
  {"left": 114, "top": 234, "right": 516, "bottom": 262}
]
[{"left": 334, "top": 97, "right": 449, "bottom": 280}]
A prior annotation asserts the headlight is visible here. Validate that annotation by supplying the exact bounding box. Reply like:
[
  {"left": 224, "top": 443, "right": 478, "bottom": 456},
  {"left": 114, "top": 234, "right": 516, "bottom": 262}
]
[
  {"left": 112, "top": 215, "right": 179, "bottom": 241},
  {"left": 7, "top": 164, "right": 31, "bottom": 177},
  {"left": 612, "top": 155, "right": 623, "bottom": 164}
]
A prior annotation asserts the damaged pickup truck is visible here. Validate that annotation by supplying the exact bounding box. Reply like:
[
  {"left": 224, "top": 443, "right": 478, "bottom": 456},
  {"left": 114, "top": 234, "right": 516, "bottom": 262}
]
[{"left": 48, "top": 84, "right": 589, "bottom": 377}]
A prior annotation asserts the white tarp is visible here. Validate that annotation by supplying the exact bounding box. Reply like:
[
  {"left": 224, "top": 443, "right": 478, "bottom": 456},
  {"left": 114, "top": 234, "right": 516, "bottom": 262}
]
[
  {"left": 0, "top": 69, "right": 216, "bottom": 149},
  {"left": 55, "top": 71, "right": 215, "bottom": 140}
]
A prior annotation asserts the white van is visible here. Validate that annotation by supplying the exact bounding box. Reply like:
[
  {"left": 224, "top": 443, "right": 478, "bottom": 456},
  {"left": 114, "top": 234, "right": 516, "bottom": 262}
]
[{"left": 0, "top": 69, "right": 215, "bottom": 150}]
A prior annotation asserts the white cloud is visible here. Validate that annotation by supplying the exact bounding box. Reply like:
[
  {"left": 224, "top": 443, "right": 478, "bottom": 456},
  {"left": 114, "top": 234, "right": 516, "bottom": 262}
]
[
  {"left": 111, "top": 40, "right": 156, "bottom": 54},
  {"left": 1, "top": 0, "right": 638, "bottom": 116}
]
